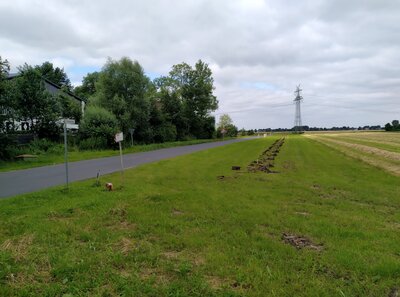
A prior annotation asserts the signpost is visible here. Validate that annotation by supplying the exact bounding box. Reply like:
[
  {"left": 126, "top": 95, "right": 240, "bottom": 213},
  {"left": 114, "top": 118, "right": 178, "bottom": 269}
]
[
  {"left": 221, "top": 128, "right": 227, "bottom": 140},
  {"left": 115, "top": 132, "right": 124, "bottom": 186},
  {"left": 63, "top": 118, "right": 69, "bottom": 189},
  {"left": 129, "top": 128, "right": 134, "bottom": 147}
]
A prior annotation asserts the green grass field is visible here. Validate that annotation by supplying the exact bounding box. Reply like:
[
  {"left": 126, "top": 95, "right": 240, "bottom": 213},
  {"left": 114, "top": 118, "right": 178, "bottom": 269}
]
[{"left": 1, "top": 135, "right": 399, "bottom": 296}]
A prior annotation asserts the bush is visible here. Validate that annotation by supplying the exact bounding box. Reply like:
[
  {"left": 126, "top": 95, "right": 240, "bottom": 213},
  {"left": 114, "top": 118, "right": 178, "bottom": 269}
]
[
  {"left": 79, "top": 106, "right": 119, "bottom": 149},
  {"left": 0, "top": 134, "right": 17, "bottom": 160},
  {"left": 153, "top": 123, "right": 177, "bottom": 143},
  {"left": 79, "top": 137, "right": 108, "bottom": 150}
]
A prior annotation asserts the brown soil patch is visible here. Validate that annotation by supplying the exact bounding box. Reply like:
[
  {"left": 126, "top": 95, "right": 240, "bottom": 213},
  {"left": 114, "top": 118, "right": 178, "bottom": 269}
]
[
  {"left": 109, "top": 207, "right": 127, "bottom": 219},
  {"left": 206, "top": 275, "right": 227, "bottom": 289},
  {"left": 1, "top": 234, "right": 34, "bottom": 261},
  {"left": 115, "top": 237, "right": 136, "bottom": 255},
  {"left": 248, "top": 138, "right": 285, "bottom": 173},
  {"left": 282, "top": 233, "right": 323, "bottom": 251},
  {"left": 389, "top": 287, "right": 399, "bottom": 297},
  {"left": 172, "top": 208, "right": 184, "bottom": 216},
  {"left": 162, "top": 251, "right": 181, "bottom": 260},
  {"left": 295, "top": 211, "right": 310, "bottom": 216},
  {"left": 140, "top": 267, "right": 172, "bottom": 284},
  {"left": 192, "top": 255, "right": 206, "bottom": 266},
  {"left": 217, "top": 175, "right": 238, "bottom": 181}
]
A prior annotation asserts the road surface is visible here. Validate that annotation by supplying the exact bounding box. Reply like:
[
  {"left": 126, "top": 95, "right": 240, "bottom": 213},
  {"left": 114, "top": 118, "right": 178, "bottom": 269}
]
[{"left": 0, "top": 138, "right": 252, "bottom": 198}]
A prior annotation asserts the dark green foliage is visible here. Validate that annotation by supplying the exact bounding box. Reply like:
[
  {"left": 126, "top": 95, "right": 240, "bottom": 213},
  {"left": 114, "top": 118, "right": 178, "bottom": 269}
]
[
  {"left": 73, "top": 72, "right": 99, "bottom": 99},
  {"left": 385, "top": 120, "right": 400, "bottom": 131},
  {"left": 1, "top": 56, "right": 219, "bottom": 154},
  {"left": 217, "top": 114, "right": 238, "bottom": 138},
  {"left": 94, "top": 57, "right": 153, "bottom": 142},
  {"left": 217, "top": 124, "right": 238, "bottom": 138},
  {"left": 35, "top": 61, "right": 72, "bottom": 91},
  {"left": 79, "top": 106, "right": 119, "bottom": 149},
  {"left": 0, "top": 57, "right": 15, "bottom": 159}
]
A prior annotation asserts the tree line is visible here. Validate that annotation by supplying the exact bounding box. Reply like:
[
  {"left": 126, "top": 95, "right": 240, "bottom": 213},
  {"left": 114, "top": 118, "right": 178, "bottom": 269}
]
[
  {"left": 0, "top": 56, "right": 224, "bottom": 158},
  {"left": 385, "top": 120, "right": 400, "bottom": 131}
]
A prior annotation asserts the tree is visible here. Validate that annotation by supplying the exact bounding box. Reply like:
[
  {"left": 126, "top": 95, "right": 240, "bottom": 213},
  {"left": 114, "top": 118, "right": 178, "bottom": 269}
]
[
  {"left": 74, "top": 71, "right": 99, "bottom": 100},
  {"left": 216, "top": 114, "right": 238, "bottom": 138},
  {"left": 34, "top": 61, "right": 72, "bottom": 91},
  {"left": 79, "top": 106, "right": 118, "bottom": 149},
  {"left": 154, "top": 76, "right": 189, "bottom": 140},
  {"left": 158, "top": 60, "right": 218, "bottom": 139},
  {"left": 385, "top": 120, "right": 400, "bottom": 131},
  {"left": 0, "top": 56, "right": 11, "bottom": 132},
  {"left": 385, "top": 123, "right": 393, "bottom": 131},
  {"left": 94, "top": 57, "right": 153, "bottom": 142},
  {"left": 217, "top": 114, "right": 233, "bottom": 129},
  {"left": 392, "top": 120, "right": 399, "bottom": 130},
  {"left": 0, "top": 56, "right": 14, "bottom": 159}
]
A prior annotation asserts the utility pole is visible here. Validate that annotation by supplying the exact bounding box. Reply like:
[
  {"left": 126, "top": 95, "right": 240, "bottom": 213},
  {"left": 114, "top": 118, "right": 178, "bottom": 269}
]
[{"left": 293, "top": 85, "right": 303, "bottom": 133}]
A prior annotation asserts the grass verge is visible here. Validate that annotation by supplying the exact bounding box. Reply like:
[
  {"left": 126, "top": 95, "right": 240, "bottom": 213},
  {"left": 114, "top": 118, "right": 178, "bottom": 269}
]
[
  {"left": 0, "top": 136, "right": 399, "bottom": 296},
  {"left": 0, "top": 138, "right": 231, "bottom": 172}
]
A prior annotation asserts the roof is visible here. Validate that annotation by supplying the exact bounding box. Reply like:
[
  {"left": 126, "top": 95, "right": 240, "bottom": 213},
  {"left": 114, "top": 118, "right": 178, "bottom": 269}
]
[{"left": 6, "top": 73, "right": 86, "bottom": 103}]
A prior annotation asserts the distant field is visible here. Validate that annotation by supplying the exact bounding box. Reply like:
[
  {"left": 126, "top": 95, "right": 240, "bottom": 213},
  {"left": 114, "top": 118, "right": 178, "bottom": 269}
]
[
  {"left": 0, "top": 136, "right": 399, "bottom": 296},
  {"left": 307, "top": 132, "right": 400, "bottom": 176}
]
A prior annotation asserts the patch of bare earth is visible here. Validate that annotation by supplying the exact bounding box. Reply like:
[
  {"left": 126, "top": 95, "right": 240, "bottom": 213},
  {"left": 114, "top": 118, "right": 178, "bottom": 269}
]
[
  {"left": 140, "top": 267, "right": 172, "bottom": 284},
  {"left": 115, "top": 237, "right": 136, "bottom": 255},
  {"left": 106, "top": 205, "right": 136, "bottom": 230},
  {"left": 282, "top": 233, "right": 323, "bottom": 251},
  {"left": 172, "top": 208, "right": 184, "bottom": 216},
  {"left": 388, "top": 287, "right": 399, "bottom": 297},
  {"left": 162, "top": 250, "right": 181, "bottom": 260},
  {"left": 1, "top": 234, "right": 34, "bottom": 261},
  {"left": 295, "top": 211, "right": 310, "bottom": 216},
  {"left": 206, "top": 276, "right": 252, "bottom": 291}
]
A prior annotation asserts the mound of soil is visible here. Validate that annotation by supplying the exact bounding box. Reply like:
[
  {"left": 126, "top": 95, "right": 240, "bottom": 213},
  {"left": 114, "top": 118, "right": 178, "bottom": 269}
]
[
  {"left": 282, "top": 233, "right": 323, "bottom": 251},
  {"left": 247, "top": 138, "right": 285, "bottom": 173}
]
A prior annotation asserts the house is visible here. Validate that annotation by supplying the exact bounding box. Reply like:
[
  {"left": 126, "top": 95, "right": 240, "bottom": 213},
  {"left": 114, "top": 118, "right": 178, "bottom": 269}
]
[{"left": 3, "top": 73, "right": 86, "bottom": 132}]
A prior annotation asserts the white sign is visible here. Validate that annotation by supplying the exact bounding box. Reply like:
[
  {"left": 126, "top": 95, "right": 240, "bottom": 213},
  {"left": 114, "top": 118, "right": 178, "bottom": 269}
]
[{"left": 115, "top": 132, "right": 124, "bottom": 143}]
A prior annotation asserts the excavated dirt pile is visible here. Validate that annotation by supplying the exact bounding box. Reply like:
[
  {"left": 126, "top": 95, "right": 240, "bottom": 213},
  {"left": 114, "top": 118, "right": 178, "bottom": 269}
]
[{"left": 247, "top": 138, "right": 285, "bottom": 173}]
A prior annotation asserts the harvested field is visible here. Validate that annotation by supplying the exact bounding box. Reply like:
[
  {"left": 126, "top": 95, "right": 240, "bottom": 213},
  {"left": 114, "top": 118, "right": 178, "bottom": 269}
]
[{"left": 307, "top": 132, "right": 400, "bottom": 176}]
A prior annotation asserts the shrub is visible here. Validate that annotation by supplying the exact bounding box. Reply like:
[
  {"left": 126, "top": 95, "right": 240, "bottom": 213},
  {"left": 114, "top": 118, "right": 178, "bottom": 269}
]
[{"left": 79, "top": 106, "right": 119, "bottom": 149}]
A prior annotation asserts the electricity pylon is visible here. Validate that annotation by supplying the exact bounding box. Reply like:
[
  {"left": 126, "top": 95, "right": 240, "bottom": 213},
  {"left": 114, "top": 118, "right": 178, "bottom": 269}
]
[{"left": 293, "top": 85, "right": 303, "bottom": 133}]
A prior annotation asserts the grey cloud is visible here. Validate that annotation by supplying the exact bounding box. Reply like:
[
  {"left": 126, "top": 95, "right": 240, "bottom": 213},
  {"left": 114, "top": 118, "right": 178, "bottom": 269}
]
[{"left": 0, "top": 0, "right": 399, "bottom": 128}]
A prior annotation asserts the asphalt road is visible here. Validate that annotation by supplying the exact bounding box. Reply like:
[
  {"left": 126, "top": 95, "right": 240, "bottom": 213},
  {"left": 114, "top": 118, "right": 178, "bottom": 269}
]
[{"left": 0, "top": 138, "right": 252, "bottom": 198}]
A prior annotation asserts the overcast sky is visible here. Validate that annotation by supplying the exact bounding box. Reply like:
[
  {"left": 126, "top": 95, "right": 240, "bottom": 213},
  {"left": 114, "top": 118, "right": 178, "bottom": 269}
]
[{"left": 1, "top": 0, "right": 399, "bottom": 128}]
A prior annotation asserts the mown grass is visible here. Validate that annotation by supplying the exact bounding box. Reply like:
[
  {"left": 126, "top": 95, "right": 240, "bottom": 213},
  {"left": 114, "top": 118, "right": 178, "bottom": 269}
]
[
  {"left": 0, "top": 136, "right": 399, "bottom": 296},
  {"left": 314, "top": 132, "right": 400, "bottom": 153},
  {"left": 0, "top": 138, "right": 229, "bottom": 172}
]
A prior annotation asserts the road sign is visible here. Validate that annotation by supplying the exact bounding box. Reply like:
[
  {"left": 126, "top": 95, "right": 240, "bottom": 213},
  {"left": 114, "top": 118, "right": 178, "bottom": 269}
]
[{"left": 115, "top": 132, "right": 124, "bottom": 143}]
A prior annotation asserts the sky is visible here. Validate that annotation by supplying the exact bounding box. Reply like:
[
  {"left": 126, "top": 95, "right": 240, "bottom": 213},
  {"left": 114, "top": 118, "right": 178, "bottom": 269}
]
[{"left": 1, "top": 0, "right": 399, "bottom": 129}]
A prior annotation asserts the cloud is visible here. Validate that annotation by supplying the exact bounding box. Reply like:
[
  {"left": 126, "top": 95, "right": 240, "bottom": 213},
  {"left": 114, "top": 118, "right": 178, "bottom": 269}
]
[{"left": 1, "top": 0, "right": 399, "bottom": 128}]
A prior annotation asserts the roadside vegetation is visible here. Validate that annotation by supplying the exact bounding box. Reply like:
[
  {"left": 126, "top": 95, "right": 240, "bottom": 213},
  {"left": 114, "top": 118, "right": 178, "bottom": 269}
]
[
  {"left": 0, "top": 138, "right": 230, "bottom": 172},
  {"left": 1, "top": 135, "right": 399, "bottom": 296},
  {"left": 1, "top": 56, "right": 241, "bottom": 162}
]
